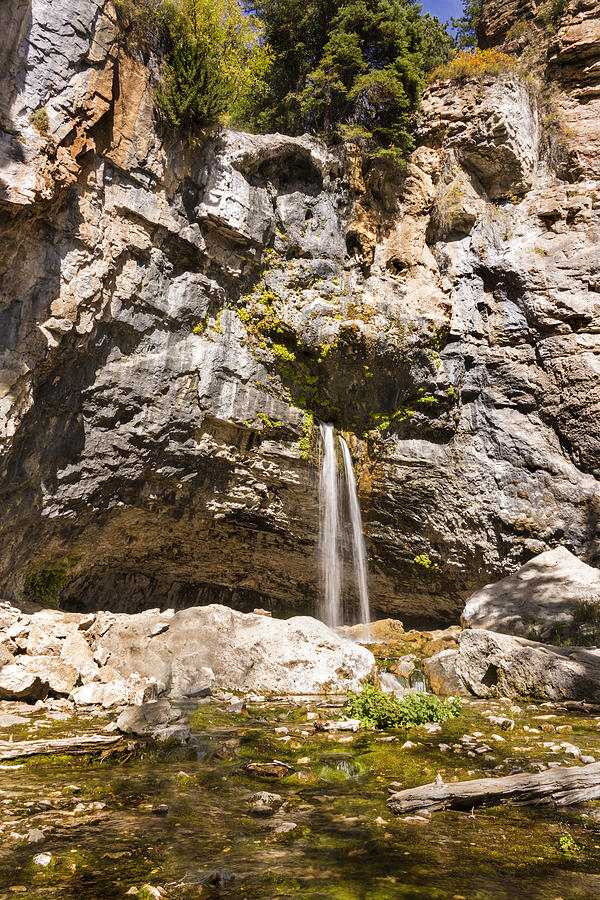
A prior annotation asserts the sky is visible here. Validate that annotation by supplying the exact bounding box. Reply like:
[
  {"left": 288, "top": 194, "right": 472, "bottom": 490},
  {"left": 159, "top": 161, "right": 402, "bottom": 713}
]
[{"left": 420, "top": 0, "right": 463, "bottom": 23}]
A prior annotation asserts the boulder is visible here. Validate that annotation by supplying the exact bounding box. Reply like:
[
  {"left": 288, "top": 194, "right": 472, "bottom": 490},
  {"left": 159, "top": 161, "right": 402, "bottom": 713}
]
[
  {"left": 71, "top": 674, "right": 158, "bottom": 708},
  {"left": 424, "top": 650, "right": 469, "bottom": 697},
  {"left": 117, "top": 699, "right": 189, "bottom": 742},
  {"left": 18, "top": 657, "right": 78, "bottom": 696},
  {"left": 98, "top": 605, "right": 376, "bottom": 696},
  {"left": 0, "top": 664, "right": 48, "bottom": 701},
  {"left": 168, "top": 659, "right": 214, "bottom": 699},
  {"left": 455, "top": 629, "right": 600, "bottom": 702},
  {"left": 0, "top": 643, "right": 14, "bottom": 669},
  {"left": 117, "top": 698, "right": 170, "bottom": 733},
  {"left": 60, "top": 632, "right": 100, "bottom": 682},
  {"left": 461, "top": 546, "right": 600, "bottom": 639}
]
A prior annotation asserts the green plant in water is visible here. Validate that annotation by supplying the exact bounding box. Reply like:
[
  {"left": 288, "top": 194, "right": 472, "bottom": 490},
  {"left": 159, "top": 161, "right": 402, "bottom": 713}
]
[
  {"left": 344, "top": 686, "right": 461, "bottom": 729},
  {"left": 558, "top": 832, "right": 582, "bottom": 856}
]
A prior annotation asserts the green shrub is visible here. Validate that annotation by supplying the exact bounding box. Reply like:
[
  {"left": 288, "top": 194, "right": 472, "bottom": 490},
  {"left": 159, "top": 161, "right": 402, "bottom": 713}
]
[
  {"left": 572, "top": 598, "right": 600, "bottom": 645},
  {"left": 29, "top": 107, "right": 49, "bottom": 135},
  {"left": 117, "top": 0, "right": 272, "bottom": 131},
  {"left": 344, "top": 686, "right": 461, "bottom": 729}
]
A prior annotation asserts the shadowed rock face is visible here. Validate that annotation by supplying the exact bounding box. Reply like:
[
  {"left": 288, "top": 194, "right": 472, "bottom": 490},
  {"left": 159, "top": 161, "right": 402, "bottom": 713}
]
[{"left": 0, "top": 1, "right": 599, "bottom": 622}]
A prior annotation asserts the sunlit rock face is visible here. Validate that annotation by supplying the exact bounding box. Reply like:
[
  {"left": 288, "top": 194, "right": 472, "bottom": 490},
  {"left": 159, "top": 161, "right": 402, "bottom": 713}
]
[{"left": 0, "top": 0, "right": 599, "bottom": 623}]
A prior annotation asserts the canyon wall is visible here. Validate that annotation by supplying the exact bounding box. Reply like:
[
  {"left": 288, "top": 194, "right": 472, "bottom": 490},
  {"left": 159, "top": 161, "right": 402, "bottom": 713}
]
[{"left": 0, "top": 0, "right": 599, "bottom": 622}]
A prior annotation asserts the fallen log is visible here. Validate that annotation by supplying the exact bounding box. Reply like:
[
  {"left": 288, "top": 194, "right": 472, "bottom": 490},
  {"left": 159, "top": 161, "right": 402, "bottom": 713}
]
[
  {"left": 388, "top": 762, "right": 600, "bottom": 815},
  {"left": 0, "top": 734, "right": 122, "bottom": 761}
]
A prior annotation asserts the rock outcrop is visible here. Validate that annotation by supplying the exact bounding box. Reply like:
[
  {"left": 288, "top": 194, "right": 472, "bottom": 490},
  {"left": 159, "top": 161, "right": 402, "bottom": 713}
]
[
  {"left": 0, "top": 0, "right": 599, "bottom": 622},
  {"left": 0, "top": 602, "right": 376, "bottom": 699},
  {"left": 461, "top": 546, "right": 600, "bottom": 639},
  {"left": 455, "top": 628, "right": 600, "bottom": 703}
]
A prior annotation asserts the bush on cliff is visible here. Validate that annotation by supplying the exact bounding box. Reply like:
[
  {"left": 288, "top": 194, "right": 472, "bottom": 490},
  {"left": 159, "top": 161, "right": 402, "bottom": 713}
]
[
  {"left": 242, "top": 0, "right": 453, "bottom": 167},
  {"left": 116, "top": 0, "right": 273, "bottom": 129},
  {"left": 428, "top": 48, "right": 515, "bottom": 83}
]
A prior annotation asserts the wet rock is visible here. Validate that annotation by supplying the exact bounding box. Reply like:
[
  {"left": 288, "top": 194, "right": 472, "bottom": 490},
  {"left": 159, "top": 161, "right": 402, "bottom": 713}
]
[
  {"left": 32, "top": 853, "right": 52, "bottom": 867},
  {"left": 151, "top": 805, "right": 169, "bottom": 817},
  {"left": 116, "top": 700, "right": 188, "bottom": 742},
  {"left": 314, "top": 718, "right": 361, "bottom": 733},
  {"left": 0, "top": 665, "right": 48, "bottom": 702},
  {"left": 271, "top": 821, "right": 297, "bottom": 834},
  {"left": 245, "top": 760, "right": 294, "bottom": 778},
  {"left": 461, "top": 547, "right": 600, "bottom": 639},
  {"left": 249, "top": 790, "right": 283, "bottom": 816}
]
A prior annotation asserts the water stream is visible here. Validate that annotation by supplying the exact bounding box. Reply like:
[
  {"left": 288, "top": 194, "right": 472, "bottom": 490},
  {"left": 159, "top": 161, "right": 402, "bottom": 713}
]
[
  {"left": 318, "top": 424, "right": 370, "bottom": 630},
  {"left": 318, "top": 422, "right": 341, "bottom": 627},
  {"left": 339, "top": 435, "right": 371, "bottom": 635}
]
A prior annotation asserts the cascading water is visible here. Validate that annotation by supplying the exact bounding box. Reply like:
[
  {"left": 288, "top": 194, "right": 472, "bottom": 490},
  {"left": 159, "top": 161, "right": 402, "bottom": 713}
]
[
  {"left": 339, "top": 436, "right": 371, "bottom": 634},
  {"left": 318, "top": 422, "right": 341, "bottom": 627},
  {"left": 318, "top": 423, "right": 371, "bottom": 631}
]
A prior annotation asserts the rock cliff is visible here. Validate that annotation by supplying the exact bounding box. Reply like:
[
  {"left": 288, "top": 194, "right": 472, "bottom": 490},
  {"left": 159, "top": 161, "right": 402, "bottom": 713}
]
[{"left": 0, "top": 0, "right": 599, "bottom": 622}]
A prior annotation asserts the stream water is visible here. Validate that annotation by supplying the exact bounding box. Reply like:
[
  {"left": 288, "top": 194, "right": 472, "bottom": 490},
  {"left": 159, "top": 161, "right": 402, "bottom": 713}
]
[
  {"left": 1, "top": 698, "right": 600, "bottom": 898},
  {"left": 339, "top": 436, "right": 370, "bottom": 636}
]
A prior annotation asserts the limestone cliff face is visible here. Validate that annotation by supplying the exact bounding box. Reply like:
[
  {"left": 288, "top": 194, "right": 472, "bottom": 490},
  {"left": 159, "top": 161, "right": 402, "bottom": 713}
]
[{"left": 0, "top": 0, "right": 599, "bottom": 622}]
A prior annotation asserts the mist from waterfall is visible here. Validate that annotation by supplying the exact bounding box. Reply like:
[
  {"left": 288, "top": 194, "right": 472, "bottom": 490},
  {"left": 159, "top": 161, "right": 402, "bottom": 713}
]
[
  {"left": 318, "top": 422, "right": 341, "bottom": 627},
  {"left": 339, "top": 435, "right": 371, "bottom": 635},
  {"left": 318, "top": 423, "right": 370, "bottom": 631}
]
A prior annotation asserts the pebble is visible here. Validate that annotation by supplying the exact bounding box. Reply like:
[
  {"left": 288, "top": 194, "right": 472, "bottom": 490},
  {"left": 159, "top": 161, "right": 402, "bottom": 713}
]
[
  {"left": 581, "top": 755, "right": 596, "bottom": 764},
  {"left": 27, "top": 828, "right": 45, "bottom": 844},
  {"left": 33, "top": 853, "right": 52, "bottom": 867},
  {"left": 152, "top": 804, "right": 169, "bottom": 816}
]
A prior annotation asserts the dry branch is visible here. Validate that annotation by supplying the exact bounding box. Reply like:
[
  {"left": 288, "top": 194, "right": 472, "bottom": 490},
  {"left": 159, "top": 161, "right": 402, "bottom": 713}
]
[
  {"left": 0, "top": 734, "right": 122, "bottom": 761},
  {"left": 388, "top": 762, "right": 600, "bottom": 815}
]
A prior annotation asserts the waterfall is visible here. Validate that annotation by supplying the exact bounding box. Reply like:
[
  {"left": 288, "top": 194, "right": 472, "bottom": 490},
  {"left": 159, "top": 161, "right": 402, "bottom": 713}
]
[
  {"left": 318, "top": 423, "right": 341, "bottom": 627},
  {"left": 317, "top": 423, "right": 371, "bottom": 631},
  {"left": 339, "top": 436, "right": 371, "bottom": 633}
]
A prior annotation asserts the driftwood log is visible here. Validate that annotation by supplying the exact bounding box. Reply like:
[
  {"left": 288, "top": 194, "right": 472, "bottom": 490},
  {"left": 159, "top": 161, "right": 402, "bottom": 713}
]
[
  {"left": 0, "top": 734, "right": 122, "bottom": 761},
  {"left": 388, "top": 763, "right": 600, "bottom": 815}
]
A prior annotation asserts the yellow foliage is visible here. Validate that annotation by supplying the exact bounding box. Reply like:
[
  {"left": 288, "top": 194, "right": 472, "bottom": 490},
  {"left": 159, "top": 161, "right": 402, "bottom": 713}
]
[{"left": 428, "top": 49, "right": 516, "bottom": 84}]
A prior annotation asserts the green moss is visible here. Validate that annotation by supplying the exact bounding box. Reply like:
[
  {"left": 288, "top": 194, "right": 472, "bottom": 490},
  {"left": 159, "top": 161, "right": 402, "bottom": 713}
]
[
  {"left": 20, "top": 554, "right": 81, "bottom": 607},
  {"left": 413, "top": 554, "right": 437, "bottom": 569},
  {"left": 256, "top": 412, "right": 283, "bottom": 431},
  {"left": 271, "top": 343, "right": 296, "bottom": 363},
  {"left": 192, "top": 319, "right": 206, "bottom": 335},
  {"left": 299, "top": 411, "right": 315, "bottom": 460}
]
